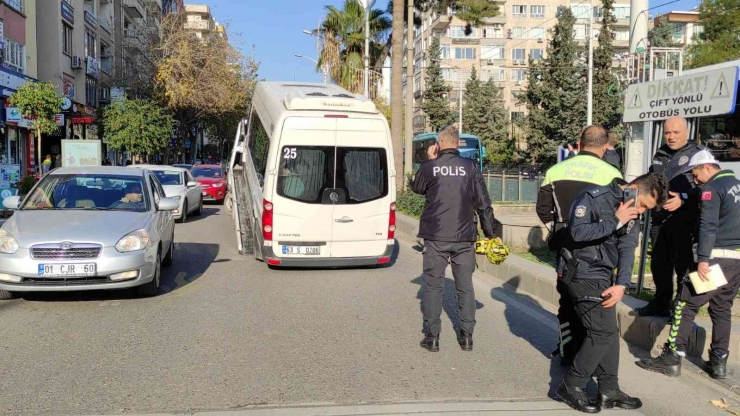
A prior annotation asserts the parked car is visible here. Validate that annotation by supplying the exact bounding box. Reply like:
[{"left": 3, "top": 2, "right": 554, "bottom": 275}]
[
  {"left": 172, "top": 163, "right": 193, "bottom": 170},
  {"left": 129, "top": 165, "right": 203, "bottom": 223},
  {"left": 192, "top": 164, "right": 227, "bottom": 204},
  {"left": 0, "top": 166, "right": 178, "bottom": 299}
]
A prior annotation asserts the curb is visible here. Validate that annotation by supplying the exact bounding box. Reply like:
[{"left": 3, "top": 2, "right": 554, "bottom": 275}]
[{"left": 396, "top": 212, "right": 740, "bottom": 387}]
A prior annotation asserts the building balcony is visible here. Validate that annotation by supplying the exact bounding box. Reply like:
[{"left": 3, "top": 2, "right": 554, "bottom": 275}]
[
  {"left": 451, "top": 37, "right": 480, "bottom": 45},
  {"left": 184, "top": 4, "right": 210, "bottom": 14},
  {"left": 185, "top": 20, "right": 212, "bottom": 31},
  {"left": 432, "top": 13, "right": 452, "bottom": 30},
  {"left": 123, "top": 0, "right": 145, "bottom": 19},
  {"left": 481, "top": 58, "right": 507, "bottom": 66},
  {"left": 615, "top": 18, "right": 630, "bottom": 27},
  {"left": 481, "top": 14, "right": 507, "bottom": 24}
]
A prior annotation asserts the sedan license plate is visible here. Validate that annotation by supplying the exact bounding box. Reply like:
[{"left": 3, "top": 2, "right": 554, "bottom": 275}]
[
  {"left": 38, "top": 263, "right": 96, "bottom": 277},
  {"left": 282, "top": 246, "right": 320, "bottom": 255}
]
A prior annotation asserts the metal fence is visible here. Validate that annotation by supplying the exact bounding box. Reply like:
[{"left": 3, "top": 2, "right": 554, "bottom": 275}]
[{"left": 482, "top": 164, "right": 550, "bottom": 202}]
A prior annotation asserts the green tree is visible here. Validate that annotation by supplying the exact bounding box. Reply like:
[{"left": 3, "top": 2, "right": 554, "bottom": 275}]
[
  {"left": 649, "top": 19, "right": 678, "bottom": 48},
  {"left": 8, "top": 81, "right": 63, "bottom": 171},
  {"left": 592, "top": 0, "right": 623, "bottom": 132},
  {"left": 518, "top": 8, "right": 586, "bottom": 165},
  {"left": 316, "top": 0, "right": 392, "bottom": 93},
  {"left": 103, "top": 99, "right": 173, "bottom": 161},
  {"left": 422, "top": 36, "right": 454, "bottom": 132},
  {"left": 463, "top": 68, "right": 515, "bottom": 165},
  {"left": 687, "top": 0, "right": 740, "bottom": 68}
]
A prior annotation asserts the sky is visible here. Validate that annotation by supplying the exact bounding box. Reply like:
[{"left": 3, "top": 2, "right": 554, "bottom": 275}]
[{"left": 196, "top": 0, "right": 699, "bottom": 83}]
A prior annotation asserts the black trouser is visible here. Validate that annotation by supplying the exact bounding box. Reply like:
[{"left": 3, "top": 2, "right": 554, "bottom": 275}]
[
  {"left": 564, "top": 276, "right": 620, "bottom": 391},
  {"left": 422, "top": 240, "right": 476, "bottom": 336},
  {"left": 557, "top": 278, "right": 585, "bottom": 360},
  {"left": 670, "top": 258, "right": 740, "bottom": 355},
  {"left": 651, "top": 220, "right": 695, "bottom": 309}
]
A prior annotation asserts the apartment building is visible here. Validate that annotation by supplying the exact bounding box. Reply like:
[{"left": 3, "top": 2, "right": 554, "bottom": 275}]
[
  {"left": 406, "top": 2, "right": 632, "bottom": 135},
  {"left": 184, "top": 4, "right": 215, "bottom": 39},
  {"left": 654, "top": 10, "right": 703, "bottom": 47}
]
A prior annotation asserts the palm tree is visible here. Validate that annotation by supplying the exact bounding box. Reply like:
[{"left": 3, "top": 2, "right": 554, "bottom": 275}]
[{"left": 315, "top": 0, "right": 391, "bottom": 94}]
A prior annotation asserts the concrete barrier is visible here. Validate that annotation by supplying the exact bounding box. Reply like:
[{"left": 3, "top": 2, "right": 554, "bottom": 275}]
[{"left": 397, "top": 212, "right": 740, "bottom": 368}]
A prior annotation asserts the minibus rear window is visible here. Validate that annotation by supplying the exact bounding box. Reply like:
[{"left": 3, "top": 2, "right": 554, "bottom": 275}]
[{"left": 277, "top": 146, "right": 388, "bottom": 204}]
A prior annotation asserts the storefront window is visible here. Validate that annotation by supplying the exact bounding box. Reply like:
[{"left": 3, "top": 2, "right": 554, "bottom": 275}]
[{"left": 7, "top": 127, "right": 20, "bottom": 165}]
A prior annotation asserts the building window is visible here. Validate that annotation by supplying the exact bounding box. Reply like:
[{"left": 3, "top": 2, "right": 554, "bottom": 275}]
[
  {"left": 482, "top": 69, "right": 505, "bottom": 81},
  {"left": 100, "top": 42, "right": 112, "bottom": 74},
  {"left": 531, "top": 48, "right": 544, "bottom": 61},
  {"left": 4, "top": 0, "right": 23, "bottom": 14},
  {"left": 574, "top": 26, "right": 587, "bottom": 39},
  {"left": 512, "top": 5, "right": 527, "bottom": 17},
  {"left": 693, "top": 24, "right": 704, "bottom": 40},
  {"left": 62, "top": 24, "right": 73, "bottom": 55},
  {"left": 512, "top": 27, "right": 527, "bottom": 39},
  {"left": 511, "top": 48, "right": 526, "bottom": 61},
  {"left": 414, "top": 75, "right": 421, "bottom": 94},
  {"left": 672, "top": 23, "right": 686, "bottom": 42},
  {"left": 614, "top": 29, "right": 629, "bottom": 41},
  {"left": 85, "top": 29, "right": 97, "bottom": 59},
  {"left": 449, "top": 25, "right": 476, "bottom": 38},
  {"left": 482, "top": 45, "right": 505, "bottom": 60},
  {"left": 530, "top": 5, "right": 545, "bottom": 18},
  {"left": 415, "top": 57, "right": 422, "bottom": 74},
  {"left": 511, "top": 69, "right": 527, "bottom": 81},
  {"left": 3, "top": 38, "right": 25, "bottom": 74},
  {"left": 614, "top": 5, "right": 630, "bottom": 19},
  {"left": 86, "top": 77, "right": 97, "bottom": 107},
  {"left": 530, "top": 27, "right": 545, "bottom": 39},
  {"left": 570, "top": 4, "right": 590, "bottom": 19},
  {"left": 483, "top": 25, "right": 503, "bottom": 39},
  {"left": 440, "top": 44, "right": 450, "bottom": 58},
  {"left": 454, "top": 47, "right": 476, "bottom": 60}
]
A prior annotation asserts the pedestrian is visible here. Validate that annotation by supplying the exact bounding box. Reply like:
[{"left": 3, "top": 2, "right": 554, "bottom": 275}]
[
  {"left": 638, "top": 116, "right": 707, "bottom": 317},
  {"left": 537, "top": 125, "right": 623, "bottom": 367},
  {"left": 409, "top": 124, "right": 498, "bottom": 353},
  {"left": 557, "top": 173, "right": 668, "bottom": 413},
  {"left": 637, "top": 150, "right": 740, "bottom": 380},
  {"left": 125, "top": 159, "right": 132, "bottom": 166},
  {"left": 604, "top": 132, "right": 622, "bottom": 172},
  {"left": 41, "top": 155, "right": 52, "bottom": 175}
]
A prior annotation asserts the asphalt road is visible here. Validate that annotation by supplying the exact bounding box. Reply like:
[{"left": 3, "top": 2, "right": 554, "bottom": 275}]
[{"left": 0, "top": 205, "right": 737, "bottom": 416}]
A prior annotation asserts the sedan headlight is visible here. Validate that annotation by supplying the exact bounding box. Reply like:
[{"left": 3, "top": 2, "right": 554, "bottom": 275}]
[
  {"left": 115, "top": 229, "right": 150, "bottom": 253},
  {"left": 0, "top": 230, "right": 19, "bottom": 254},
  {"left": 170, "top": 195, "right": 181, "bottom": 201}
]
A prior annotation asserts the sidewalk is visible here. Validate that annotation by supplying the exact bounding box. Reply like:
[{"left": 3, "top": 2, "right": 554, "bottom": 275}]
[{"left": 396, "top": 212, "right": 740, "bottom": 397}]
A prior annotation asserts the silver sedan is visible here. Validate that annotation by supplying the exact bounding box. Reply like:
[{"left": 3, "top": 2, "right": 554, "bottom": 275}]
[
  {"left": 129, "top": 165, "right": 203, "bottom": 223},
  {"left": 0, "top": 166, "right": 178, "bottom": 299}
]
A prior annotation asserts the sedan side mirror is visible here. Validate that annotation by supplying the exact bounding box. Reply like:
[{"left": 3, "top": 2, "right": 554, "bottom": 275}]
[
  {"left": 2, "top": 196, "right": 20, "bottom": 210},
  {"left": 158, "top": 197, "right": 179, "bottom": 211},
  {"left": 187, "top": 181, "right": 198, "bottom": 188}
]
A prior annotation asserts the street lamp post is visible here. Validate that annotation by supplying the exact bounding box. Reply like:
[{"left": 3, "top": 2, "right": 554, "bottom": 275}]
[
  {"left": 294, "top": 54, "right": 327, "bottom": 83},
  {"left": 358, "top": 0, "right": 376, "bottom": 98}
]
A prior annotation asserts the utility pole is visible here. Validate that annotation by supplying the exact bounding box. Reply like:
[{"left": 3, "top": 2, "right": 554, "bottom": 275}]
[
  {"left": 403, "top": 0, "right": 414, "bottom": 179},
  {"left": 586, "top": 0, "right": 594, "bottom": 126},
  {"left": 364, "top": 5, "right": 370, "bottom": 97}
]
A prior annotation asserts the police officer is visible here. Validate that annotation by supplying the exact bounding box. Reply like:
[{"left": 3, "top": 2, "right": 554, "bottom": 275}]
[
  {"left": 557, "top": 173, "right": 668, "bottom": 413},
  {"left": 409, "top": 124, "right": 497, "bottom": 353},
  {"left": 638, "top": 151, "right": 740, "bottom": 380},
  {"left": 604, "top": 132, "right": 622, "bottom": 172},
  {"left": 638, "top": 116, "right": 706, "bottom": 317},
  {"left": 537, "top": 126, "right": 623, "bottom": 366}
]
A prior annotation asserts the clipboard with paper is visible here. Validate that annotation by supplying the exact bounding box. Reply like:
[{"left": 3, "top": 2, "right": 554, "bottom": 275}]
[{"left": 689, "top": 264, "right": 728, "bottom": 294}]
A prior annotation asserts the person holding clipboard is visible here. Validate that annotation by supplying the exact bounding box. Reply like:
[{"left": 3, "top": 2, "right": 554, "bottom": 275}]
[{"left": 638, "top": 150, "right": 740, "bottom": 380}]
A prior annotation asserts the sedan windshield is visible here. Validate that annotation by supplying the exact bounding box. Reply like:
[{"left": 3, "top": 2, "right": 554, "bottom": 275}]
[
  {"left": 154, "top": 170, "right": 182, "bottom": 185},
  {"left": 22, "top": 175, "right": 149, "bottom": 212},
  {"left": 192, "top": 167, "right": 223, "bottom": 179}
]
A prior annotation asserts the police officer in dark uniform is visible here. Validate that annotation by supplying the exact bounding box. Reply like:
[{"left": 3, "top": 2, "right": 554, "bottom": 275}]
[
  {"left": 409, "top": 124, "right": 498, "bottom": 353},
  {"left": 557, "top": 173, "right": 668, "bottom": 413},
  {"left": 638, "top": 116, "right": 706, "bottom": 317},
  {"left": 638, "top": 151, "right": 740, "bottom": 380},
  {"left": 536, "top": 126, "right": 623, "bottom": 366}
]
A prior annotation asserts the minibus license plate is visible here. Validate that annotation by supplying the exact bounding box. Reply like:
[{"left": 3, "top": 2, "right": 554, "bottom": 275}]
[
  {"left": 282, "top": 246, "right": 320, "bottom": 255},
  {"left": 38, "top": 263, "right": 96, "bottom": 277}
]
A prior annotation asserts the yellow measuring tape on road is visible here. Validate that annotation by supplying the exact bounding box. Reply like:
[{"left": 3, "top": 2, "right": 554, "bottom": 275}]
[{"left": 475, "top": 237, "right": 510, "bottom": 265}]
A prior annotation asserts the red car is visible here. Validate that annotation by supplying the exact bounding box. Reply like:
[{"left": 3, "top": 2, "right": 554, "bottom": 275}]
[{"left": 192, "top": 164, "right": 227, "bottom": 203}]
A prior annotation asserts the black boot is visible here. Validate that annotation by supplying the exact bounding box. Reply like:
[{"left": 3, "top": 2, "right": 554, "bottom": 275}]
[
  {"left": 703, "top": 349, "right": 729, "bottom": 380},
  {"left": 636, "top": 301, "right": 670, "bottom": 318},
  {"left": 458, "top": 332, "right": 473, "bottom": 352},
  {"left": 420, "top": 334, "right": 439, "bottom": 352},
  {"left": 598, "top": 389, "right": 643, "bottom": 410},
  {"left": 556, "top": 382, "right": 601, "bottom": 414},
  {"left": 636, "top": 346, "right": 682, "bottom": 377}
]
